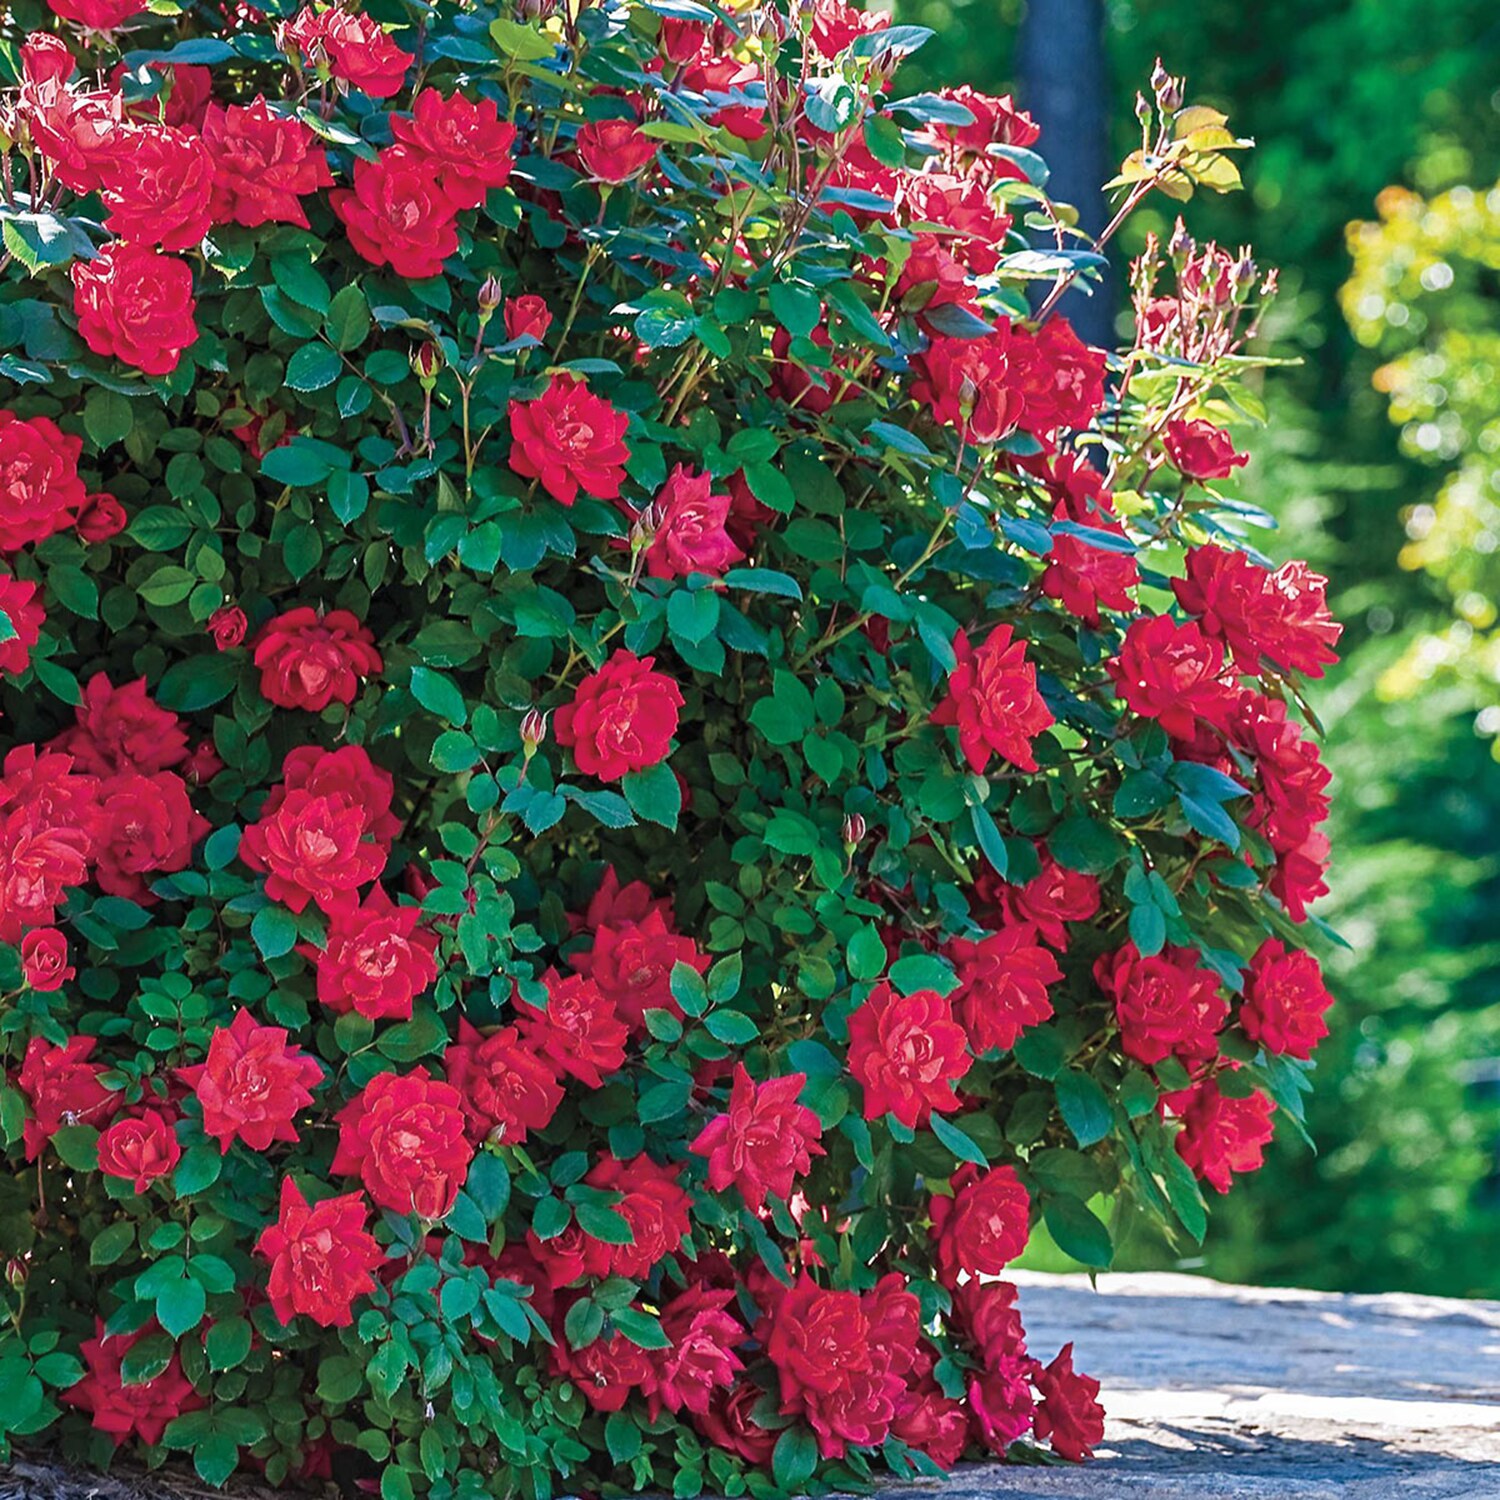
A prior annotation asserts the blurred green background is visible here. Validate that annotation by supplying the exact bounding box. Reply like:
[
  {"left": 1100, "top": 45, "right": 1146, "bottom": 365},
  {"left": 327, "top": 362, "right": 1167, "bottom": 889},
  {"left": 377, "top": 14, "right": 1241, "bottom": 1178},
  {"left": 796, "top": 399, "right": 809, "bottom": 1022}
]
[{"left": 892, "top": 0, "right": 1500, "bottom": 1296}]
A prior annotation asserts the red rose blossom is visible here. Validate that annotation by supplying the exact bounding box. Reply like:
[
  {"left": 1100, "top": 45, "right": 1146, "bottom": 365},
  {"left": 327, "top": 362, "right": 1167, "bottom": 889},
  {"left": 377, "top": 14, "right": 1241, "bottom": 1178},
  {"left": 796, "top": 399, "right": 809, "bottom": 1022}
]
[
  {"left": 256, "top": 1176, "right": 384, "bottom": 1328},
  {"left": 208, "top": 605, "right": 248, "bottom": 650},
  {"left": 507, "top": 374, "right": 631, "bottom": 506},
  {"left": 967, "top": 1355, "right": 1037, "bottom": 1453},
  {"left": 1163, "top": 417, "right": 1248, "bottom": 480},
  {"left": 550, "top": 1320, "right": 655, "bottom": 1411},
  {"left": 1032, "top": 1343, "right": 1105, "bottom": 1462},
  {"left": 766, "top": 1276, "right": 871, "bottom": 1401},
  {"left": 71, "top": 243, "right": 198, "bottom": 378},
  {"left": 73, "top": 491, "right": 127, "bottom": 542},
  {"left": 18, "top": 39, "right": 128, "bottom": 195},
  {"left": 1007, "top": 318, "right": 1107, "bottom": 440},
  {"left": 202, "top": 98, "right": 334, "bottom": 228},
  {"left": 279, "top": 6, "right": 414, "bottom": 98},
  {"left": 251, "top": 606, "right": 383, "bottom": 711},
  {"left": 573, "top": 910, "right": 710, "bottom": 1031},
  {"left": 1095, "top": 942, "right": 1227, "bottom": 1068},
  {"left": 1239, "top": 938, "right": 1333, "bottom": 1059},
  {"left": 1106, "top": 614, "right": 1238, "bottom": 742},
  {"left": 579, "top": 1152, "right": 692, "bottom": 1280},
  {"left": 640, "top": 464, "right": 745, "bottom": 580},
  {"left": 98, "top": 124, "right": 214, "bottom": 251},
  {"left": 503, "top": 294, "right": 552, "bottom": 344},
  {"left": 113, "top": 60, "right": 213, "bottom": 129},
  {"left": 931, "top": 625, "right": 1054, "bottom": 773},
  {"left": 575, "top": 118, "right": 659, "bottom": 183},
  {"left": 690, "top": 1064, "right": 825, "bottom": 1211},
  {"left": 92, "top": 770, "right": 207, "bottom": 903},
  {"left": 442, "top": 1018, "right": 563, "bottom": 1146},
  {"left": 930, "top": 1163, "right": 1031, "bottom": 1283},
  {"left": 992, "top": 846, "right": 1101, "bottom": 950},
  {"left": 649, "top": 1285, "right": 745, "bottom": 1417},
  {"left": 178, "top": 1007, "right": 323, "bottom": 1153},
  {"left": 64, "top": 1322, "right": 203, "bottom": 1447},
  {"left": 847, "top": 981, "right": 971, "bottom": 1128},
  {"left": 0, "top": 752, "right": 100, "bottom": 943},
  {"left": 554, "top": 649, "right": 683, "bottom": 782},
  {"left": 16, "top": 1034, "right": 118, "bottom": 1161},
  {"left": 513, "top": 968, "right": 627, "bottom": 1089},
  {"left": 693, "top": 1381, "right": 780, "bottom": 1465},
  {"left": 47, "top": 0, "right": 142, "bottom": 30},
  {"left": 0, "top": 574, "right": 45, "bottom": 676},
  {"left": 97, "top": 1107, "right": 180, "bottom": 1193},
  {"left": 1169, "top": 1077, "right": 1276, "bottom": 1193},
  {"left": 391, "top": 89, "right": 517, "bottom": 208},
  {"left": 0, "top": 409, "right": 89, "bottom": 552},
  {"left": 948, "top": 924, "right": 1061, "bottom": 1054},
  {"left": 331, "top": 146, "right": 462, "bottom": 280},
  {"left": 307, "top": 884, "right": 438, "bottom": 1021},
  {"left": 52, "top": 674, "right": 189, "bottom": 776},
  {"left": 911, "top": 330, "right": 1020, "bottom": 443},
  {"left": 21, "top": 928, "right": 73, "bottom": 991}
]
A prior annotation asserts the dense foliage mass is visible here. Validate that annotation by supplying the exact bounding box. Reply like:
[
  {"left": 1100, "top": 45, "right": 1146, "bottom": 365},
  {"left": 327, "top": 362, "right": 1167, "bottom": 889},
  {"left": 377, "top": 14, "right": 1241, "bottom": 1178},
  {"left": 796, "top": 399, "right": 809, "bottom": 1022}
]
[{"left": 0, "top": 0, "right": 1341, "bottom": 1494}]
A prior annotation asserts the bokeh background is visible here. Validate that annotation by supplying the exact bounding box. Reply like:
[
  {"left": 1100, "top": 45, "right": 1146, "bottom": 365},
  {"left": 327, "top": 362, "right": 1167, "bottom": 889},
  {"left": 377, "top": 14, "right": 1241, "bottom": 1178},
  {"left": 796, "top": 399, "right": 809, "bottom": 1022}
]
[{"left": 891, "top": 0, "right": 1500, "bottom": 1297}]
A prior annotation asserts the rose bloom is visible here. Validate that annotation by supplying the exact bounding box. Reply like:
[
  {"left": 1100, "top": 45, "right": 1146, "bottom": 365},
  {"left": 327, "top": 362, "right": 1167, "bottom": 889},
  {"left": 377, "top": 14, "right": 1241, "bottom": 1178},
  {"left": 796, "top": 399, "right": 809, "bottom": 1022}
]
[
  {"left": 967, "top": 1355, "right": 1037, "bottom": 1453},
  {"left": 332, "top": 1070, "right": 473, "bottom": 1220},
  {"left": 579, "top": 1152, "right": 692, "bottom": 1281},
  {"left": 98, "top": 125, "right": 214, "bottom": 251},
  {"left": 279, "top": 6, "right": 414, "bottom": 98},
  {"left": 550, "top": 1322, "right": 654, "bottom": 1412},
  {"left": 641, "top": 465, "right": 745, "bottom": 580},
  {"left": 256, "top": 1177, "right": 384, "bottom": 1328},
  {"left": 74, "top": 491, "right": 127, "bottom": 543},
  {"left": 442, "top": 1018, "right": 562, "bottom": 1146},
  {"left": 575, "top": 118, "right": 659, "bottom": 183},
  {"left": 208, "top": 605, "right": 247, "bottom": 650},
  {"left": 649, "top": 1285, "right": 745, "bottom": 1417},
  {"left": 893, "top": 1375, "right": 970, "bottom": 1469},
  {"left": 0, "top": 574, "right": 45, "bottom": 676},
  {"left": 178, "top": 1007, "right": 323, "bottom": 1153},
  {"left": 1239, "top": 938, "right": 1333, "bottom": 1060},
  {"left": 1169, "top": 1077, "right": 1277, "bottom": 1193},
  {"left": 0, "top": 797, "right": 98, "bottom": 945},
  {"left": 1039, "top": 456, "right": 1140, "bottom": 626},
  {"left": 202, "top": 98, "right": 334, "bottom": 228},
  {"left": 307, "top": 884, "right": 438, "bottom": 1021},
  {"left": 679, "top": 54, "right": 766, "bottom": 142},
  {"left": 948, "top": 923, "right": 1062, "bottom": 1054},
  {"left": 47, "top": 0, "right": 142, "bottom": 30},
  {"left": 911, "top": 330, "right": 1020, "bottom": 443},
  {"left": 503, "top": 294, "right": 552, "bottom": 344},
  {"left": 72, "top": 244, "right": 198, "bottom": 378},
  {"left": 931, "top": 624, "right": 1054, "bottom": 774},
  {"left": 17, "top": 37, "right": 128, "bottom": 196},
  {"left": 808, "top": 0, "right": 890, "bottom": 57},
  {"left": 526, "top": 1219, "right": 592, "bottom": 1289},
  {"left": 0, "top": 409, "right": 89, "bottom": 552},
  {"left": 97, "top": 1107, "right": 180, "bottom": 1193},
  {"left": 251, "top": 606, "right": 383, "bottom": 711},
  {"left": 16, "top": 1034, "right": 118, "bottom": 1161},
  {"left": 693, "top": 1381, "right": 780, "bottom": 1466},
  {"left": 847, "top": 981, "right": 972, "bottom": 1129},
  {"left": 1032, "top": 1343, "right": 1105, "bottom": 1462},
  {"left": 690, "top": 1063, "right": 825, "bottom": 1211},
  {"left": 554, "top": 649, "right": 684, "bottom": 782},
  {"left": 513, "top": 968, "right": 628, "bottom": 1088},
  {"left": 391, "top": 89, "right": 517, "bottom": 209},
  {"left": 805, "top": 1364, "right": 906, "bottom": 1459},
  {"left": 922, "top": 84, "right": 1039, "bottom": 161},
  {"left": 92, "top": 770, "right": 207, "bottom": 902},
  {"left": 21, "top": 928, "right": 73, "bottom": 991},
  {"left": 1095, "top": 941, "right": 1227, "bottom": 1067},
  {"left": 64, "top": 1322, "right": 204, "bottom": 1448},
  {"left": 951, "top": 1278, "right": 1028, "bottom": 1367},
  {"left": 332, "top": 146, "right": 462, "bottom": 280},
  {"left": 582, "top": 865, "right": 674, "bottom": 931},
  {"left": 902, "top": 172, "right": 1010, "bottom": 279},
  {"left": 1173, "top": 543, "right": 1342, "bottom": 679},
  {"left": 507, "top": 374, "right": 631, "bottom": 506},
  {"left": 52, "top": 673, "right": 189, "bottom": 776},
  {"left": 573, "top": 910, "right": 709, "bottom": 1031},
  {"left": 1163, "top": 416, "right": 1249, "bottom": 480},
  {"left": 1106, "top": 614, "right": 1238, "bottom": 742},
  {"left": 1006, "top": 317, "right": 1107, "bottom": 440},
  {"left": 766, "top": 1277, "right": 872, "bottom": 1402},
  {"left": 930, "top": 1163, "right": 1031, "bottom": 1283}
]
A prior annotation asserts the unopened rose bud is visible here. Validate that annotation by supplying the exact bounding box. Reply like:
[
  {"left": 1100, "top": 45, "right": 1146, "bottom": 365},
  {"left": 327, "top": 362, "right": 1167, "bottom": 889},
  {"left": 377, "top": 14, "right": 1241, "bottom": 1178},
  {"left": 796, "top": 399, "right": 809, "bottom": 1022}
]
[
  {"left": 958, "top": 374, "right": 979, "bottom": 421},
  {"left": 631, "top": 498, "right": 665, "bottom": 551},
  {"left": 1158, "top": 76, "right": 1182, "bottom": 112},
  {"left": 412, "top": 343, "right": 443, "bottom": 388},
  {"left": 1149, "top": 57, "right": 1170, "bottom": 95},
  {"left": 520, "top": 708, "right": 549, "bottom": 756},
  {"left": 1230, "top": 248, "right": 1257, "bottom": 294},
  {"left": 477, "top": 275, "right": 504, "bottom": 324},
  {"left": 6, "top": 1256, "right": 27, "bottom": 1290},
  {"left": 843, "top": 813, "right": 867, "bottom": 848},
  {"left": 516, "top": 0, "right": 552, "bottom": 17},
  {"left": 1167, "top": 216, "right": 1193, "bottom": 266},
  {"left": 1134, "top": 91, "right": 1152, "bottom": 128}
]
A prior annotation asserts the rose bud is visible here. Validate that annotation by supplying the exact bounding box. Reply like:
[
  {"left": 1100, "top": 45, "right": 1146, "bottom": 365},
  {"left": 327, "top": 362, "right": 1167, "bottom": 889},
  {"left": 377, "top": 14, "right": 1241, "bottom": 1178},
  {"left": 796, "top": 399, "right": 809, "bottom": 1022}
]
[
  {"left": 21, "top": 929, "right": 74, "bottom": 993},
  {"left": 412, "top": 343, "right": 444, "bottom": 388},
  {"left": 477, "top": 274, "right": 504, "bottom": 323},
  {"left": 520, "top": 707, "right": 549, "bottom": 756},
  {"left": 208, "top": 605, "right": 248, "bottom": 651},
  {"left": 575, "top": 119, "right": 659, "bottom": 185},
  {"left": 842, "top": 812, "right": 867, "bottom": 849},
  {"left": 504, "top": 295, "right": 552, "bottom": 345}
]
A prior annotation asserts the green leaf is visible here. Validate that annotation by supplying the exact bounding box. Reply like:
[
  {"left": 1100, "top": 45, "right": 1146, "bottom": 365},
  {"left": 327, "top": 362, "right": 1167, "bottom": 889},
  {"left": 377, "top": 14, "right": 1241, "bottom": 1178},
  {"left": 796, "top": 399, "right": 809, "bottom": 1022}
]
[
  {"left": 285, "top": 342, "right": 342, "bottom": 392},
  {"left": 251, "top": 905, "right": 299, "bottom": 959},
  {"left": 410, "top": 666, "right": 468, "bottom": 726},
  {"left": 667, "top": 587, "right": 720, "bottom": 645},
  {"left": 704, "top": 1008, "right": 758, "bottom": 1044},
  {"left": 562, "top": 786, "right": 636, "bottom": 828},
  {"left": 970, "top": 803, "right": 1009, "bottom": 878},
  {"left": 749, "top": 671, "right": 814, "bottom": 746},
  {"left": 89, "top": 1220, "right": 135, "bottom": 1267},
  {"left": 1043, "top": 1194, "right": 1114, "bottom": 1269},
  {"left": 1055, "top": 1069, "right": 1113, "bottom": 1148},
  {"left": 325, "top": 284, "right": 372, "bottom": 350},
  {"left": 317, "top": 1354, "right": 365, "bottom": 1404},
  {"left": 611, "top": 1306, "right": 670, "bottom": 1350},
  {"left": 574, "top": 1203, "right": 635, "bottom": 1244},
  {"left": 847, "top": 925, "right": 887, "bottom": 981},
  {"left": 46, "top": 564, "right": 98, "bottom": 620},
  {"left": 155, "top": 653, "right": 240, "bottom": 713},
  {"left": 772, "top": 1425, "right": 819, "bottom": 1491},
  {"left": 205, "top": 1316, "right": 252, "bottom": 1371},
  {"left": 174, "top": 1143, "right": 223, "bottom": 1196},
  {"left": 156, "top": 1272, "right": 207, "bottom": 1337},
  {"left": 769, "top": 282, "right": 821, "bottom": 338},
  {"left": 605, "top": 1410, "right": 642, "bottom": 1464},
  {"left": 83, "top": 388, "right": 133, "bottom": 448},
  {"left": 622, "top": 762, "right": 680, "bottom": 831},
  {"left": 930, "top": 1111, "right": 988, "bottom": 1165},
  {"left": 52, "top": 1125, "right": 99, "bottom": 1171}
]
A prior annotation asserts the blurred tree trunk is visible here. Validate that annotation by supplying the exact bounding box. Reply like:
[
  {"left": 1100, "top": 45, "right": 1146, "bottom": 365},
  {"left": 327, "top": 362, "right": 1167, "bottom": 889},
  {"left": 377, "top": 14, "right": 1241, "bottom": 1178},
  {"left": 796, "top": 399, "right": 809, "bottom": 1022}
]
[{"left": 1016, "top": 0, "right": 1114, "bottom": 347}]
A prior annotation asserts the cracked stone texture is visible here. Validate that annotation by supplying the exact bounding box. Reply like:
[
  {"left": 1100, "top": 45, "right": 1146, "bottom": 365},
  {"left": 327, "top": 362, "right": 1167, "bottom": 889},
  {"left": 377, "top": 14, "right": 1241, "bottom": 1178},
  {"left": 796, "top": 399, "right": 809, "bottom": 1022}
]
[{"left": 899, "top": 1270, "right": 1500, "bottom": 1498}]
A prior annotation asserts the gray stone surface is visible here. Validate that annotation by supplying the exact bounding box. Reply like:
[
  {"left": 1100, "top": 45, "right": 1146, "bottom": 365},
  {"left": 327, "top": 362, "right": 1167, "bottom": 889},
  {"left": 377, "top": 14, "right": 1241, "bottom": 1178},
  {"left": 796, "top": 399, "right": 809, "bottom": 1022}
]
[{"left": 919, "top": 1270, "right": 1500, "bottom": 1498}]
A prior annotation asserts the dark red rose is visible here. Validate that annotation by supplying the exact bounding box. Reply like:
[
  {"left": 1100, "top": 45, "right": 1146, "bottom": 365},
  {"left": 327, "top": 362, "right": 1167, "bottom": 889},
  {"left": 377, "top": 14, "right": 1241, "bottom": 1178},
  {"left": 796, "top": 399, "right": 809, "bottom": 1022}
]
[
  {"left": 578, "top": 1152, "right": 691, "bottom": 1280},
  {"left": 1094, "top": 941, "right": 1227, "bottom": 1068},
  {"left": 693, "top": 1380, "right": 780, "bottom": 1465},
  {"left": 554, "top": 649, "right": 683, "bottom": 782},
  {"left": 1163, "top": 417, "right": 1249, "bottom": 480},
  {"left": 1239, "top": 938, "right": 1333, "bottom": 1059},
  {"left": 948, "top": 924, "right": 1061, "bottom": 1054},
  {"left": 993, "top": 845, "right": 1101, "bottom": 951},
  {"left": 113, "top": 61, "right": 213, "bottom": 129},
  {"left": 690, "top": 1064, "right": 825, "bottom": 1211},
  {"left": 506, "top": 374, "right": 631, "bottom": 506},
  {"left": 1006, "top": 317, "right": 1107, "bottom": 439},
  {"left": 573, "top": 909, "right": 708, "bottom": 1031},
  {"left": 550, "top": 1320, "right": 654, "bottom": 1412},
  {"left": 892, "top": 1374, "right": 970, "bottom": 1468},
  {"left": 648, "top": 1285, "right": 744, "bottom": 1417},
  {"left": 442, "top": 1018, "right": 562, "bottom": 1146},
  {"left": 513, "top": 968, "right": 628, "bottom": 1089},
  {"left": 930, "top": 1164, "right": 1031, "bottom": 1283},
  {"left": 331, "top": 145, "right": 462, "bottom": 280},
  {"left": 97, "top": 1107, "right": 180, "bottom": 1193},
  {"left": 52, "top": 674, "right": 189, "bottom": 775},
  {"left": 306, "top": 884, "right": 438, "bottom": 1021},
  {"left": 72, "top": 492, "right": 127, "bottom": 542},
  {"left": 18, "top": 38, "right": 128, "bottom": 194},
  {"left": 0, "top": 409, "right": 89, "bottom": 552},
  {"left": 1032, "top": 1343, "right": 1105, "bottom": 1462},
  {"left": 847, "top": 981, "right": 971, "bottom": 1128},
  {"left": 575, "top": 118, "right": 659, "bottom": 183},
  {"left": 640, "top": 465, "right": 745, "bottom": 580},
  {"left": 0, "top": 574, "right": 44, "bottom": 676},
  {"left": 64, "top": 1322, "right": 203, "bottom": 1447},
  {"left": 503, "top": 294, "right": 552, "bottom": 344},
  {"left": 256, "top": 1177, "right": 384, "bottom": 1328},
  {"left": 71, "top": 243, "right": 198, "bottom": 378},
  {"left": 98, "top": 124, "right": 214, "bottom": 251},
  {"left": 15, "top": 1034, "right": 118, "bottom": 1161},
  {"left": 967, "top": 1355, "right": 1037, "bottom": 1453},
  {"left": 911, "top": 329, "right": 1020, "bottom": 443},
  {"left": 1167, "top": 1077, "right": 1276, "bottom": 1193},
  {"left": 208, "top": 605, "right": 248, "bottom": 650},
  {"left": 47, "top": 0, "right": 142, "bottom": 31},
  {"left": 391, "top": 89, "right": 517, "bottom": 208},
  {"left": 766, "top": 1276, "right": 871, "bottom": 1401},
  {"left": 930, "top": 624, "right": 1054, "bottom": 773},
  {"left": 92, "top": 770, "right": 208, "bottom": 903},
  {"left": 278, "top": 6, "right": 414, "bottom": 98},
  {"left": 1106, "top": 614, "right": 1238, "bottom": 742},
  {"left": 251, "top": 606, "right": 382, "bottom": 711},
  {"left": 20, "top": 927, "right": 73, "bottom": 991},
  {"left": 202, "top": 97, "right": 334, "bottom": 228}
]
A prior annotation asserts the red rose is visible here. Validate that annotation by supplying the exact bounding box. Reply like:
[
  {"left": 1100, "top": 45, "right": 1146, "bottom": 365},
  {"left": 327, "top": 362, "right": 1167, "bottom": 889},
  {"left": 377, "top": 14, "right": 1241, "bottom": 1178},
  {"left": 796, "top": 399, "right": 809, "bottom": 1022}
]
[
  {"left": 178, "top": 1007, "right": 323, "bottom": 1153},
  {"left": 52, "top": 674, "right": 189, "bottom": 776},
  {"left": 208, "top": 605, "right": 248, "bottom": 650},
  {"left": 503, "top": 294, "right": 552, "bottom": 344},
  {"left": 805, "top": 1365, "right": 906, "bottom": 1459},
  {"left": 183, "top": 741, "right": 223, "bottom": 785},
  {"left": 693, "top": 1381, "right": 779, "bottom": 1466},
  {"left": 847, "top": 981, "right": 971, "bottom": 1128},
  {"left": 63, "top": 1322, "right": 203, "bottom": 1447},
  {"left": 332, "top": 1070, "right": 473, "bottom": 1219},
  {"left": 582, "top": 866, "right": 674, "bottom": 931},
  {"left": 97, "top": 1107, "right": 180, "bottom": 1193},
  {"left": 967, "top": 1356, "right": 1037, "bottom": 1452},
  {"left": 922, "top": 85, "right": 1039, "bottom": 162},
  {"left": 766, "top": 1276, "right": 871, "bottom": 1401},
  {"left": 1032, "top": 1343, "right": 1105, "bottom": 1462},
  {"left": 573, "top": 910, "right": 708, "bottom": 1031},
  {"left": 690, "top": 1064, "right": 825, "bottom": 1211},
  {"left": 659, "top": 17, "right": 710, "bottom": 63},
  {"left": 278, "top": 7, "right": 414, "bottom": 98},
  {"left": 0, "top": 409, "right": 89, "bottom": 551},
  {"left": 1163, "top": 417, "right": 1248, "bottom": 480},
  {"left": 442, "top": 1018, "right": 562, "bottom": 1146},
  {"left": 992, "top": 848, "right": 1100, "bottom": 949},
  {"left": 1039, "top": 457, "right": 1140, "bottom": 626},
  {"left": 1173, "top": 544, "right": 1342, "bottom": 679},
  {"left": 911, "top": 330, "right": 1020, "bottom": 443},
  {"left": 251, "top": 605, "right": 383, "bottom": 711},
  {"left": 951, "top": 1279, "right": 1028, "bottom": 1367},
  {"left": 550, "top": 1320, "right": 654, "bottom": 1412},
  {"left": 679, "top": 55, "right": 765, "bottom": 141},
  {"left": 649, "top": 1285, "right": 744, "bottom": 1417},
  {"left": 240, "top": 745, "right": 399, "bottom": 913},
  {"left": 554, "top": 649, "right": 683, "bottom": 782},
  {"left": 930, "top": 1164, "right": 1031, "bottom": 1283},
  {"left": 331, "top": 145, "right": 462, "bottom": 280},
  {"left": 948, "top": 924, "right": 1061, "bottom": 1054},
  {"left": 526, "top": 1219, "right": 591, "bottom": 1289},
  {"left": 641, "top": 464, "right": 745, "bottom": 580},
  {"left": 72, "top": 243, "right": 198, "bottom": 377},
  {"left": 769, "top": 322, "right": 855, "bottom": 417},
  {"left": 506, "top": 374, "right": 631, "bottom": 506},
  {"left": 893, "top": 1375, "right": 970, "bottom": 1468},
  {"left": 1006, "top": 317, "right": 1107, "bottom": 439},
  {"left": 20, "top": 928, "right": 73, "bottom": 991},
  {"left": 15, "top": 1034, "right": 118, "bottom": 1160},
  {"left": 931, "top": 625, "right": 1053, "bottom": 773},
  {"left": 902, "top": 172, "right": 1010, "bottom": 278},
  {"left": 390, "top": 89, "right": 517, "bottom": 209},
  {"left": 1106, "top": 614, "right": 1237, "bottom": 742},
  {"left": 808, "top": 0, "right": 890, "bottom": 57},
  {"left": 513, "top": 968, "right": 627, "bottom": 1088},
  {"left": 99, "top": 124, "right": 214, "bottom": 251},
  {"left": 575, "top": 118, "right": 659, "bottom": 183},
  {"left": 47, "top": 0, "right": 142, "bottom": 30},
  {"left": 1239, "top": 938, "right": 1332, "bottom": 1059},
  {"left": 306, "top": 884, "right": 438, "bottom": 1021},
  {"left": 0, "top": 789, "right": 98, "bottom": 944},
  {"left": 73, "top": 491, "right": 127, "bottom": 542},
  {"left": 18, "top": 40, "right": 128, "bottom": 195},
  {"left": 1168, "top": 1077, "right": 1276, "bottom": 1193},
  {"left": 93, "top": 770, "right": 208, "bottom": 902},
  {"left": 202, "top": 98, "right": 334, "bottom": 228},
  {"left": 113, "top": 61, "right": 213, "bottom": 129},
  {"left": 1094, "top": 942, "right": 1226, "bottom": 1067},
  {"left": 579, "top": 1152, "right": 692, "bottom": 1280},
  {"left": 256, "top": 1176, "right": 384, "bottom": 1327},
  {"left": 0, "top": 574, "right": 45, "bottom": 676}
]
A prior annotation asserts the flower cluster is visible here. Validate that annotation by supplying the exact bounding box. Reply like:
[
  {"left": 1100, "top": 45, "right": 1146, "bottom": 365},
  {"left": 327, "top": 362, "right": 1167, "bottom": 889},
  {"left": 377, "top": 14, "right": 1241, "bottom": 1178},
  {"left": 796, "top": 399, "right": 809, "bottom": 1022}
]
[{"left": 0, "top": 5, "right": 1333, "bottom": 1498}]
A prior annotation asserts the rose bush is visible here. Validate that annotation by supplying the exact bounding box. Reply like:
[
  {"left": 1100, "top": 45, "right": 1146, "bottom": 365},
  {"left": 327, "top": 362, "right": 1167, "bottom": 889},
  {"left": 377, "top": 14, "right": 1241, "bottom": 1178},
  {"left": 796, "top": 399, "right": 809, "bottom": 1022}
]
[{"left": 0, "top": 1, "right": 1339, "bottom": 1496}]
